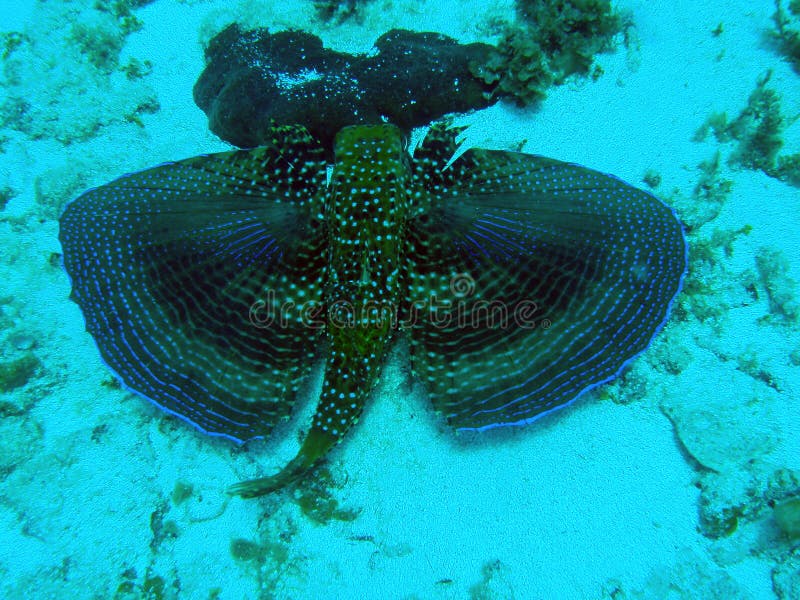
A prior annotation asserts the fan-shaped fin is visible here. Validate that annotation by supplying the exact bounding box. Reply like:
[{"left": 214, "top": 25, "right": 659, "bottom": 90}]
[
  {"left": 60, "top": 127, "right": 329, "bottom": 442},
  {"left": 402, "top": 126, "right": 687, "bottom": 430}
]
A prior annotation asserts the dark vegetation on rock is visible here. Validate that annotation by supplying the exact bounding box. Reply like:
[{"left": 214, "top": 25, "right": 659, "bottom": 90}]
[
  {"left": 195, "top": 1, "right": 623, "bottom": 151},
  {"left": 194, "top": 25, "right": 495, "bottom": 153},
  {"left": 469, "top": 0, "right": 623, "bottom": 106}
]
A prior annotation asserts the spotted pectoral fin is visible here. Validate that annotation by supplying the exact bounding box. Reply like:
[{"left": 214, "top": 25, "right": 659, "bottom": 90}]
[
  {"left": 59, "top": 128, "right": 329, "bottom": 443},
  {"left": 402, "top": 127, "right": 687, "bottom": 430}
]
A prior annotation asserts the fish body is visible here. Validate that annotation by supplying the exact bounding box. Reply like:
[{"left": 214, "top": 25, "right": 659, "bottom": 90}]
[
  {"left": 59, "top": 123, "right": 687, "bottom": 497},
  {"left": 231, "top": 125, "right": 409, "bottom": 496}
]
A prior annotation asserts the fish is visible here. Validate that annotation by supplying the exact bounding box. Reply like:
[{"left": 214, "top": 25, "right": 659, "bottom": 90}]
[{"left": 59, "top": 122, "right": 687, "bottom": 498}]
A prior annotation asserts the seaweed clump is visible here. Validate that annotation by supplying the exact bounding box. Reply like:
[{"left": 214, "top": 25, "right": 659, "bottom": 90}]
[
  {"left": 113, "top": 566, "right": 180, "bottom": 600},
  {"left": 695, "top": 72, "right": 800, "bottom": 187},
  {"left": 469, "top": 0, "right": 622, "bottom": 106},
  {"left": 228, "top": 533, "right": 297, "bottom": 596},
  {"left": 292, "top": 467, "right": 360, "bottom": 525},
  {"left": 774, "top": 152, "right": 800, "bottom": 187},
  {"left": 725, "top": 74, "right": 785, "bottom": 172},
  {"left": 774, "top": 0, "right": 800, "bottom": 74}
]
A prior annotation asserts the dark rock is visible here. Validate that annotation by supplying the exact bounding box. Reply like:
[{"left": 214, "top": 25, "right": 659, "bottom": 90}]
[{"left": 193, "top": 25, "right": 495, "bottom": 153}]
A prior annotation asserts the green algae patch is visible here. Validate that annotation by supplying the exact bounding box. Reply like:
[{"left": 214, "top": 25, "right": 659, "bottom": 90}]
[
  {"left": 170, "top": 481, "right": 193, "bottom": 506},
  {"left": 715, "top": 510, "right": 740, "bottom": 538},
  {"left": 725, "top": 76, "right": 784, "bottom": 173},
  {"left": 774, "top": 0, "right": 800, "bottom": 74},
  {"left": 642, "top": 169, "right": 661, "bottom": 189},
  {"left": 1, "top": 32, "right": 28, "bottom": 59},
  {"left": 113, "top": 567, "right": 179, "bottom": 600},
  {"left": 70, "top": 18, "right": 125, "bottom": 72},
  {"left": 228, "top": 533, "right": 298, "bottom": 597},
  {"left": 121, "top": 57, "right": 153, "bottom": 81},
  {"left": 688, "top": 225, "right": 751, "bottom": 274},
  {"left": 229, "top": 537, "right": 285, "bottom": 564},
  {"left": 774, "top": 497, "right": 800, "bottom": 539},
  {"left": 292, "top": 467, "right": 360, "bottom": 525},
  {"left": 141, "top": 574, "right": 166, "bottom": 600},
  {"left": 114, "top": 568, "right": 138, "bottom": 598},
  {"left": 689, "top": 153, "right": 734, "bottom": 229},
  {"left": 0, "top": 352, "right": 40, "bottom": 394},
  {"left": 470, "top": 29, "right": 554, "bottom": 106},
  {"left": 470, "top": 0, "right": 623, "bottom": 106},
  {"left": 774, "top": 152, "right": 800, "bottom": 186},
  {"left": 470, "top": 559, "right": 514, "bottom": 599},
  {"left": 697, "top": 72, "right": 799, "bottom": 187},
  {"left": 149, "top": 501, "right": 179, "bottom": 552}
]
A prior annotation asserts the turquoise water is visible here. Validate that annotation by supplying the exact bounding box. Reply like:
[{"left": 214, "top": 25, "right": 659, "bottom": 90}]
[{"left": 1, "top": 0, "right": 799, "bottom": 598}]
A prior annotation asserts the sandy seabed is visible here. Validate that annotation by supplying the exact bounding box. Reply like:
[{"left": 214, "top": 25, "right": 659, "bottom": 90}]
[{"left": 0, "top": 0, "right": 799, "bottom": 598}]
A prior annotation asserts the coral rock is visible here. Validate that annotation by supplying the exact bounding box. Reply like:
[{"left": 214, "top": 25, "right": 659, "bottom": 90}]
[{"left": 194, "top": 25, "right": 494, "bottom": 152}]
